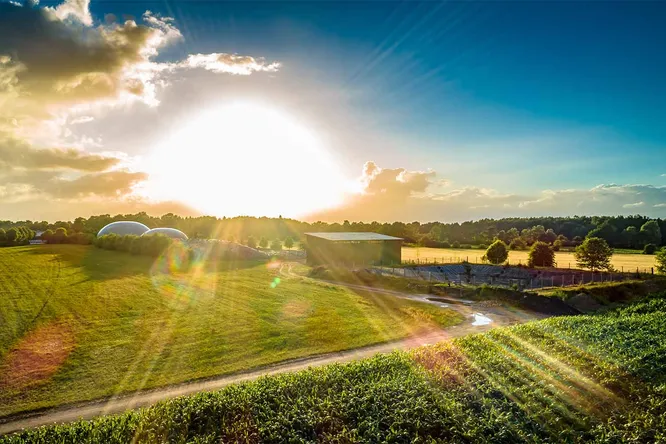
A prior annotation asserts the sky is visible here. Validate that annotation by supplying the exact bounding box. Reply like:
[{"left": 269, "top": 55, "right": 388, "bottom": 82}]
[{"left": 1, "top": 0, "right": 665, "bottom": 222}]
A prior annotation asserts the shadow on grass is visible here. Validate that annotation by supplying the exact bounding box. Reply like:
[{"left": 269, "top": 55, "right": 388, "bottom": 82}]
[{"left": 25, "top": 245, "right": 267, "bottom": 282}]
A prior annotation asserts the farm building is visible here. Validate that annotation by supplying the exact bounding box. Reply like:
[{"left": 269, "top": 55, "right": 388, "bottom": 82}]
[{"left": 305, "top": 232, "right": 402, "bottom": 267}]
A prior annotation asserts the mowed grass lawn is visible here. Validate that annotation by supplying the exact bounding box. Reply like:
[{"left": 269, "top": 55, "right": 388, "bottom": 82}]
[
  {"left": 0, "top": 245, "right": 462, "bottom": 416},
  {"left": 403, "top": 247, "right": 658, "bottom": 271}
]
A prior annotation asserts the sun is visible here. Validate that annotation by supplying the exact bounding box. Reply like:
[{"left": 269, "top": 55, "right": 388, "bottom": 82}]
[{"left": 143, "top": 102, "right": 347, "bottom": 217}]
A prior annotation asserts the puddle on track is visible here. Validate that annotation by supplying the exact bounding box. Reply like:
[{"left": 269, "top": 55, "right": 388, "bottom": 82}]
[{"left": 471, "top": 313, "right": 492, "bottom": 326}]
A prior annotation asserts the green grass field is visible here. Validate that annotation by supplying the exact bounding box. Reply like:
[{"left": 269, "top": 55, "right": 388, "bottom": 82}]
[
  {"left": 0, "top": 245, "right": 462, "bottom": 417},
  {"left": 5, "top": 293, "right": 665, "bottom": 443},
  {"left": 403, "top": 246, "right": 658, "bottom": 271}
]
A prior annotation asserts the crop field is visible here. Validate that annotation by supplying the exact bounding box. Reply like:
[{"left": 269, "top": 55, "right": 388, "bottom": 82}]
[
  {"left": 403, "top": 246, "right": 659, "bottom": 271},
  {"left": 5, "top": 293, "right": 665, "bottom": 443},
  {"left": 0, "top": 245, "right": 462, "bottom": 417}
]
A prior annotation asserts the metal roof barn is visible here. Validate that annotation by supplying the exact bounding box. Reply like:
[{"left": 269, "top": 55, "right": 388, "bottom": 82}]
[{"left": 304, "top": 232, "right": 402, "bottom": 267}]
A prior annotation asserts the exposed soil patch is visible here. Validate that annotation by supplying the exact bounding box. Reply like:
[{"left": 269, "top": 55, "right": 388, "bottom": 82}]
[
  {"left": 567, "top": 293, "right": 605, "bottom": 314},
  {"left": 0, "top": 322, "right": 75, "bottom": 391}
]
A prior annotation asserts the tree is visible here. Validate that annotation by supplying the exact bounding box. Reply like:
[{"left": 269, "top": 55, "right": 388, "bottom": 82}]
[
  {"left": 639, "top": 220, "right": 661, "bottom": 246},
  {"left": 527, "top": 241, "right": 555, "bottom": 268},
  {"left": 622, "top": 226, "right": 638, "bottom": 249},
  {"left": 429, "top": 225, "right": 442, "bottom": 241},
  {"left": 53, "top": 227, "right": 68, "bottom": 244},
  {"left": 574, "top": 237, "right": 613, "bottom": 271},
  {"left": 506, "top": 228, "right": 519, "bottom": 243},
  {"left": 284, "top": 236, "right": 294, "bottom": 249},
  {"left": 6, "top": 228, "right": 18, "bottom": 243},
  {"left": 259, "top": 236, "right": 268, "bottom": 249},
  {"left": 42, "top": 229, "right": 54, "bottom": 243},
  {"left": 509, "top": 238, "right": 527, "bottom": 250},
  {"left": 246, "top": 236, "right": 257, "bottom": 249},
  {"left": 656, "top": 248, "right": 666, "bottom": 274},
  {"left": 543, "top": 228, "right": 558, "bottom": 244},
  {"left": 483, "top": 240, "right": 508, "bottom": 265},
  {"left": 586, "top": 221, "right": 617, "bottom": 245},
  {"left": 643, "top": 243, "right": 657, "bottom": 255},
  {"left": 270, "top": 239, "right": 282, "bottom": 250},
  {"left": 0, "top": 228, "right": 6, "bottom": 243}
]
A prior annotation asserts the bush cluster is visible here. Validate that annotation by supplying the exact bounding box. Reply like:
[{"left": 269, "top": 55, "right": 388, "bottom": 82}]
[
  {"left": 41, "top": 228, "right": 94, "bottom": 245},
  {"left": 0, "top": 226, "right": 36, "bottom": 246},
  {"left": 94, "top": 233, "right": 174, "bottom": 257}
]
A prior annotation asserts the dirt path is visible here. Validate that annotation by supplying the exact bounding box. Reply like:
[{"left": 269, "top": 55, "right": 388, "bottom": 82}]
[{"left": 0, "top": 265, "right": 548, "bottom": 436}]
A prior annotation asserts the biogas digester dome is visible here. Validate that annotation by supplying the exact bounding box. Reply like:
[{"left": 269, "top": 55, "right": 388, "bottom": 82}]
[
  {"left": 97, "top": 221, "right": 150, "bottom": 237},
  {"left": 141, "top": 227, "right": 188, "bottom": 240}
]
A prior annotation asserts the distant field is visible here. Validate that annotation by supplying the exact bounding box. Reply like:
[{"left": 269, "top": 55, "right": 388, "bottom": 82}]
[
  {"left": 403, "top": 247, "right": 658, "bottom": 272},
  {"left": 0, "top": 245, "right": 462, "bottom": 416}
]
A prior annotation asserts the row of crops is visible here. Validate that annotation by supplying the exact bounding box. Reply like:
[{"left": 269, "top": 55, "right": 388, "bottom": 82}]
[{"left": 4, "top": 295, "right": 666, "bottom": 443}]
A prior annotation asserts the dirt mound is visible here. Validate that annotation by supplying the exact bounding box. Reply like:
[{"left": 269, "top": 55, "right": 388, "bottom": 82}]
[
  {"left": 0, "top": 321, "right": 75, "bottom": 391},
  {"left": 566, "top": 293, "right": 605, "bottom": 314}
]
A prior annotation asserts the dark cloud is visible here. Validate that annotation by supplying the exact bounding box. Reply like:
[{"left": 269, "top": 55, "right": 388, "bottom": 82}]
[
  {"left": 0, "top": 137, "right": 119, "bottom": 171},
  {"left": 0, "top": 2, "right": 174, "bottom": 106},
  {"left": 50, "top": 170, "right": 147, "bottom": 198}
]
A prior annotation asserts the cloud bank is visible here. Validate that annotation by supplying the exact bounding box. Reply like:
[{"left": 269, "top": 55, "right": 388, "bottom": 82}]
[
  {"left": 0, "top": 0, "right": 279, "bottom": 218},
  {"left": 308, "top": 162, "right": 666, "bottom": 222}
]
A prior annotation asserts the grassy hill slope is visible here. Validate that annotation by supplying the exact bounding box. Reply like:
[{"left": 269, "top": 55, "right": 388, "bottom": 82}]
[
  {"left": 0, "top": 245, "right": 462, "bottom": 416},
  {"left": 4, "top": 292, "right": 665, "bottom": 443}
]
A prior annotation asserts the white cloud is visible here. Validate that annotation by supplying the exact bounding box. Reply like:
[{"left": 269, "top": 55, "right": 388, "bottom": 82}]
[
  {"left": 622, "top": 202, "right": 645, "bottom": 208},
  {"left": 49, "top": 0, "right": 93, "bottom": 26},
  {"left": 70, "top": 116, "right": 94, "bottom": 125},
  {"left": 180, "top": 53, "right": 280, "bottom": 75}
]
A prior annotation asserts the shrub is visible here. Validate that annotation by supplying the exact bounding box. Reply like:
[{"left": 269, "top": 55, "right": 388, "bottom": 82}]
[
  {"left": 509, "top": 238, "right": 527, "bottom": 250},
  {"left": 452, "top": 241, "right": 460, "bottom": 248},
  {"left": 643, "top": 243, "right": 657, "bottom": 255},
  {"left": 528, "top": 241, "right": 555, "bottom": 268},
  {"left": 440, "top": 241, "right": 451, "bottom": 248},
  {"left": 284, "top": 236, "right": 294, "bottom": 249},
  {"left": 246, "top": 236, "right": 257, "bottom": 249},
  {"left": 484, "top": 240, "right": 508, "bottom": 265},
  {"left": 270, "top": 239, "right": 282, "bottom": 250},
  {"left": 52, "top": 227, "right": 68, "bottom": 244},
  {"left": 575, "top": 237, "right": 613, "bottom": 271},
  {"left": 259, "top": 237, "right": 268, "bottom": 249},
  {"left": 656, "top": 248, "right": 666, "bottom": 274},
  {"left": 553, "top": 239, "right": 563, "bottom": 251}
]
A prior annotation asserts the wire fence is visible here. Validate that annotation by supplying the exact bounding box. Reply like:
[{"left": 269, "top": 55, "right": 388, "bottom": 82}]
[
  {"left": 372, "top": 264, "right": 651, "bottom": 290},
  {"left": 400, "top": 256, "right": 656, "bottom": 275}
]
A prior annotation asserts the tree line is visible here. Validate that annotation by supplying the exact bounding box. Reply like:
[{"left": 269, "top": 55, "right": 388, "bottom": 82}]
[
  {"left": 1, "top": 214, "right": 664, "bottom": 249},
  {"left": 0, "top": 226, "right": 36, "bottom": 246}
]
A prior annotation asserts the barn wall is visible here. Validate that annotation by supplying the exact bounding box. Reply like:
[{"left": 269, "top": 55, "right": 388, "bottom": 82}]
[{"left": 306, "top": 236, "right": 402, "bottom": 267}]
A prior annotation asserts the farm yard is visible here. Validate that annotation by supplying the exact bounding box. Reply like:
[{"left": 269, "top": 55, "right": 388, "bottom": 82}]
[
  {"left": 0, "top": 245, "right": 463, "bottom": 417},
  {"left": 403, "top": 246, "right": 659, "bottom": 272},
  {"left": 3, "top": 293, "right": 665, "bottom": 443}
]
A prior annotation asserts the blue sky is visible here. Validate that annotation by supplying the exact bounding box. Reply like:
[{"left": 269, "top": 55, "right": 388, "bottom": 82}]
[
  {"left": 2, "top": 0, "right": 666, "bottom": 220},
  {"left": 88, "top": 0, "right": 665, "bottom": 188}
]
